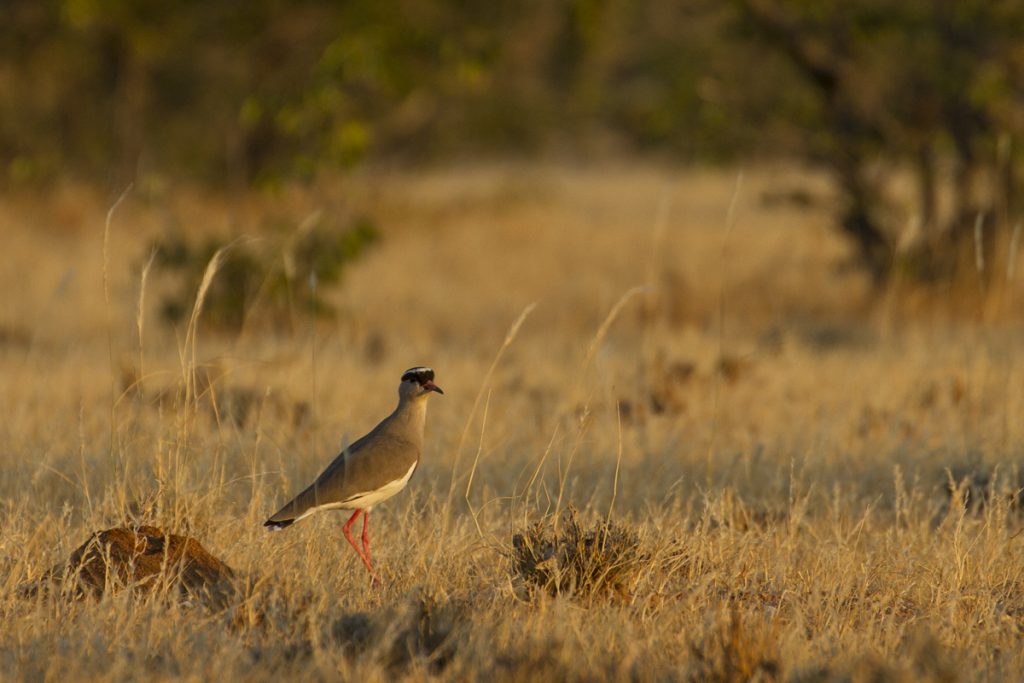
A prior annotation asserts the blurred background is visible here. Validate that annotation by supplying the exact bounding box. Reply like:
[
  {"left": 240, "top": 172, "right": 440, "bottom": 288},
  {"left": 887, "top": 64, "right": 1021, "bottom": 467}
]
[
  {"left": 3, "top": 0, "right": 1024, "bottom": 295},
  {"left": 2, "top": 0, "right": 1022, "bottom": 508}
]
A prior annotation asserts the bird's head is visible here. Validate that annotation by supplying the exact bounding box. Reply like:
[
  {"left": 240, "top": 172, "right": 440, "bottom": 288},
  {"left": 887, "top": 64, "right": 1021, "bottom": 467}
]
[{"left": 399, "top": 366, "right": 444, "bottom": 400}]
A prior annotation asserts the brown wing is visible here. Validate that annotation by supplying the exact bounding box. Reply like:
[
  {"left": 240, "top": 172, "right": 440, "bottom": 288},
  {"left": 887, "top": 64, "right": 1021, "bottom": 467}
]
[{"left": 264, "top": 428, "right": 418, "bottom": 526}]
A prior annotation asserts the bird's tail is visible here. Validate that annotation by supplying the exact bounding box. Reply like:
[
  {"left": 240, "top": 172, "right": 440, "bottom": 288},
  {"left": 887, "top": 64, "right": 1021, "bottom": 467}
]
[{"left": 264, "top": 518, "right": 295, "bottom": 531}]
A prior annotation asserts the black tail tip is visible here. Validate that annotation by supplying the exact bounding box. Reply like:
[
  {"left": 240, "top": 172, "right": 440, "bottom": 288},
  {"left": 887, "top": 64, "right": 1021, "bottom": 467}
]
[{"left": 264, "top": 519, "right": 294, "bottom": 530}]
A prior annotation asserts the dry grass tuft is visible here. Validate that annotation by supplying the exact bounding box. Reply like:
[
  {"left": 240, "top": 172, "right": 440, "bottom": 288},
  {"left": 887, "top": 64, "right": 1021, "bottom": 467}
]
[{"left": 510, "top": 507, "right": 647, "bottom": 602}]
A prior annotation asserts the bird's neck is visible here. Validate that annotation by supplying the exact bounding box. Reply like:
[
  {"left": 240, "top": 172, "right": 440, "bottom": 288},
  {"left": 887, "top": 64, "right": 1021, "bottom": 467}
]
[{"left": 391, "top": 396, "right": 428, "bottom": 440}]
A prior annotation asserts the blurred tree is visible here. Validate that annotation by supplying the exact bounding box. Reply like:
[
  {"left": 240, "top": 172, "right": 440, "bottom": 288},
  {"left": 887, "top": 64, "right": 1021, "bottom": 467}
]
[
  {"left": 1, "top": 0, "right": 1022, "bottom": 286},
  {"left": 735, "top": 0, "right": 1024, "bottom": 283},
  {"left": 0, "top": 0, "right": 754, "bottom": 185}
]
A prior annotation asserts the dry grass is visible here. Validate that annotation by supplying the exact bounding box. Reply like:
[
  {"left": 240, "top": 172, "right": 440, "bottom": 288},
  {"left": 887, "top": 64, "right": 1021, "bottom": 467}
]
[
  {"left": 2, "top": 163, "right": 1024, "bottom": 680},
  {"left": 511, "top": 507, "right": 647, "bottom": 602}
]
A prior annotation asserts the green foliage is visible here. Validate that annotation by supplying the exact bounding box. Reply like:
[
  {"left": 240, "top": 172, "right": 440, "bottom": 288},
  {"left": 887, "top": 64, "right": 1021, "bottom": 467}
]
[
  {"left": 0, "top": 1, "right": 778, "bottom": 186},
  {"left": 3, "top": 1, "right": 1023, "bottom": 283},
  {"left": 735, "top": 0, "right": 1024, "bottom": 282},
  {"left": 152, "top": 216, "right": 378, "bottom": 332}
]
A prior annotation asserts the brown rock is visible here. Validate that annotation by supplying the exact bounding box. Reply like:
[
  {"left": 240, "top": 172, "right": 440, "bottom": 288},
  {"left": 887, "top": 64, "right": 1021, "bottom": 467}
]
[{"left": 22, "top": 526, "right": 235, "bottom": 609}]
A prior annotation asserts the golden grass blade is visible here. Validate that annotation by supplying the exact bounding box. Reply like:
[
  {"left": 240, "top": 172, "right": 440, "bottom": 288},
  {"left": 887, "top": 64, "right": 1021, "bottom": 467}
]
[
  {"left": 607, "top": 400, "right": 624, "bottom": 524},
  {"left": 445, "top": 302, "right": 537, "bottom": 514},
  {"left": 580, "top": 286, "right": 647, "bottom": 374},
  {"left": 101, "top": 184, "right": 132, "bottom": 457},
  {"left": 135, "top": 248, "right": 157, "bottom": 399},
  {"left": 517, "top": 423, "right": 561, "bottom": 504},
  {"left": 548, "top": 285, "right": 645, "bottom": 525},
  {"left": 464, "top": 389, "right": 492, "bottom": 538},
  {"left": 182, "top": 245, "right": 229, "bottom": 407}
]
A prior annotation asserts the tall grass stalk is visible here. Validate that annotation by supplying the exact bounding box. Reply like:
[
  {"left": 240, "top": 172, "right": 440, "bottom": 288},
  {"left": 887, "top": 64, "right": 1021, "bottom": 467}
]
[
  {"left": 136, "top": 249, "right": 157, "bottom": 401},
  {"left": 101, "top": 185, "right": 132, "bottom": 489},
  {"left": 606, "top": 401, "right": 624, "bottom": 525},
  {"left": 444, "top": 302, "right": 537, "bottom": 518},
  {"left": 550, "top": 286, "right": 646, "bottom": 528},
  {"left": 171, "top": 245, "right": 228, "bottom": 523},
  {"left": 707, "top": 172, "right": 744, "bottom": 484},
  {"left": 464, "top": 389, "right": 492, "bottom": 538}
]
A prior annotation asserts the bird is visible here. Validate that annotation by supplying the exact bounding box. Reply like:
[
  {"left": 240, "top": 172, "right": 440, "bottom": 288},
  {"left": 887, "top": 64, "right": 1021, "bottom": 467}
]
[{"left": 264, "top": 366, "right": 443, "bottom": 582}]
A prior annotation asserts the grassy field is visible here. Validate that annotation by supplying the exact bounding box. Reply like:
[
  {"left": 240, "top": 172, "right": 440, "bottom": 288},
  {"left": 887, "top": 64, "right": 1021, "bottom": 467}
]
[{"left": 2, "top": 164, "right": 1024, "bottom": 681}]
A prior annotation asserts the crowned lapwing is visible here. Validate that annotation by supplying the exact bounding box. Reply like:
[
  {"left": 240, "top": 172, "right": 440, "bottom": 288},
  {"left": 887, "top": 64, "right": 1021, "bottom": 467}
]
[{"left": 265, "top": 367, "right": 443, "bottom": 582}]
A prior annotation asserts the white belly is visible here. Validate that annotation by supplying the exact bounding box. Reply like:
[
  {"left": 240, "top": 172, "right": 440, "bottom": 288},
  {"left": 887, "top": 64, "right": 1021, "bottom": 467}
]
[{"left": 343, "top": 460, "right": 418, "bottom": 510}]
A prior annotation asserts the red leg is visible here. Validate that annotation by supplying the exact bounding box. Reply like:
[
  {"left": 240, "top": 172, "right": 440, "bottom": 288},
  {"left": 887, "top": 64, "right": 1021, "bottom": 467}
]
[
  {"left": 361, "top": 510, "right": 372, "bottom": 565},
  {"left": 361, "top": 511, "right": 384, "bottom": 586},
  {"left": 343, "top": 509, "right": 371, "bottom": 569},
  {"left": 342, "top": 508, "right": 381, "bottom": 582}
]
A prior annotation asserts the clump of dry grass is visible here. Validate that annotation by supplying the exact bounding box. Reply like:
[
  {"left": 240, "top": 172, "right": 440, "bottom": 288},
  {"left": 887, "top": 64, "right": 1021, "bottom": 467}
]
[{"left": 510, "top": 507, "right": 647, "bottom": 602}]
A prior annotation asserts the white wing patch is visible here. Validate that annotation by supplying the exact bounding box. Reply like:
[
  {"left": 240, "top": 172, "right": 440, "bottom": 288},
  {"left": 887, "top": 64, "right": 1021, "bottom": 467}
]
[
  {"left": 341, "top": 460, "right": 418, "bottom": 511},
  {"left": 293, "top": 461, "right": 418, "bottom": 522},
  {"left": 292, "top": 500, "right": 348, "bottom": 523}
]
